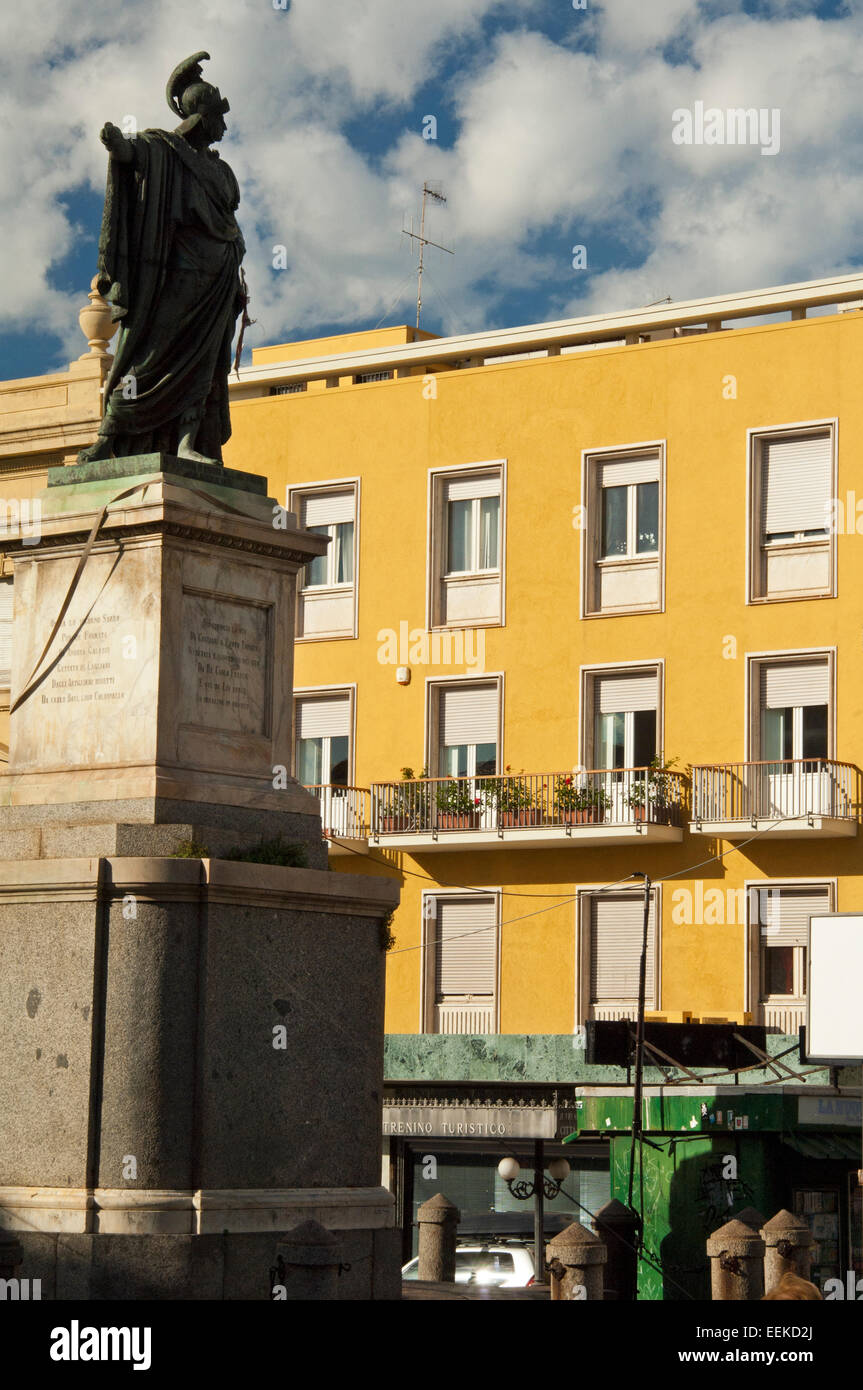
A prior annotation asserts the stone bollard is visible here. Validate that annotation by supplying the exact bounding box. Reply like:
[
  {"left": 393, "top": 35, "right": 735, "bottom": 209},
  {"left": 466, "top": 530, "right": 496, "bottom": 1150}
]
[
  {"left": 417, "top": 1194, "right": 460, "bottom": 1282},
  {"left": 733, "top": 1206, "right": 767, "bottom": 1232},
  {"left": 707, "top": 1219, "right": 765, "bottom": 1300},
  {"left": 0, "top": 1229, "right": 23, "bottom": 1281},
  {"left": 592, "top": 1199, "right": 639, "bottom": 1301},
  {"left": 762, "top": 1209, "right": 813, "bottom": 1290},
  {"left": 271, "top": 1219, "right": 342, "bottom": 1300},
  {"left": 546, "top": 1222, "right": 607, "bottom": 1300}
]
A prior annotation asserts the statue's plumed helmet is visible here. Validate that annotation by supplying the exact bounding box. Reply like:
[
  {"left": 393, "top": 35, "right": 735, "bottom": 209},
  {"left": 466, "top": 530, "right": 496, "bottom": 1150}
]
[
  {"left": 181, "top": 82, "right": 230, "bottom": 118},
  {"left": 166, "top": 51, "right": 229, "bottom": 121}
]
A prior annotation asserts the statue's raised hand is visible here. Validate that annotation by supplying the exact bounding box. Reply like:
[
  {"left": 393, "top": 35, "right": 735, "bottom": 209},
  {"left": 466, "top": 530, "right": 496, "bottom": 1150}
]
[{"left": 100, "top": 122, "right": 135, "bottom": 164}]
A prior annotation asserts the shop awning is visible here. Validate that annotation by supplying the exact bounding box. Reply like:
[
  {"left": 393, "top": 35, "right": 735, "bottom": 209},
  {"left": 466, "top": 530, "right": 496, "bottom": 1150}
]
[{"left": 781, "top": 1132, "right": 861, "bottom": 1160}]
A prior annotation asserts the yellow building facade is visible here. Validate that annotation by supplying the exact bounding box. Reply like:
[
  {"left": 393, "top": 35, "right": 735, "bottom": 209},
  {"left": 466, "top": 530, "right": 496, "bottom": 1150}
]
[
  {"left": 2, "top": 273, "right": 862, "bottom": 1040},
  {"left": 223, "top": 274, "right": 863, "bottom": 1040}
]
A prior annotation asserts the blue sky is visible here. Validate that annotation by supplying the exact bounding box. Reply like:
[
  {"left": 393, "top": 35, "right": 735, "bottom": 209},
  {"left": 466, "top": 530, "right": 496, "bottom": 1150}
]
[{"left": 2, "top": 0, "right": 862, "bottom": 381}]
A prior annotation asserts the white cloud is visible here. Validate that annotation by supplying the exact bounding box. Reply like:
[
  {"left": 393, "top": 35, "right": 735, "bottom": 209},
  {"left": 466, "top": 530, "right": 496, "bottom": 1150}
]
[{"left": 2, "top": 0, "right": 863, "bottom": 372}]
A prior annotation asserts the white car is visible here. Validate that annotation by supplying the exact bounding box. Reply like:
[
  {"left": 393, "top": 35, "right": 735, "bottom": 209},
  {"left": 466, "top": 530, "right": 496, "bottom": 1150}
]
[{"left": 402, "top": 1242, "right": 536, "bottom": 1288}]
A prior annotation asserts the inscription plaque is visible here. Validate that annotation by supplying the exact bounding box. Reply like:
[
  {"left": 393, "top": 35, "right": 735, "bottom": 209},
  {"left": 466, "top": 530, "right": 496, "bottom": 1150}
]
[{"left": 181, "top": 591, "right": 270, "bottom": 736}]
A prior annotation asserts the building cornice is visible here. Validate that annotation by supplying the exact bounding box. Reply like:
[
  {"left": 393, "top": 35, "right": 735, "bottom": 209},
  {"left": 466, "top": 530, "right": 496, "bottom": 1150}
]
[{"left": 232, "top": 271, "right": 863, "bottom": 390}]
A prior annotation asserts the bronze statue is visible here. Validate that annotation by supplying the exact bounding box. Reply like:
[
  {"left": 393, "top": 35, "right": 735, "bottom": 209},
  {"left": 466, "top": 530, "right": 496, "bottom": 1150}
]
[{"left": 79, "top": 53, "right": 247, "bottom": 466}]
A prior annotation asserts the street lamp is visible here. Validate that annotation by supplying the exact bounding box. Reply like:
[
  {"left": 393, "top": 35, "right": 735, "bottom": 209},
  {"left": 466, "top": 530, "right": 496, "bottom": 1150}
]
[
  {"left": 497, "top": 1152, "right": 571, "bottom": 1284},
  {"left": 497, "top": 1155, "right": 570, "bottom": 1201}
]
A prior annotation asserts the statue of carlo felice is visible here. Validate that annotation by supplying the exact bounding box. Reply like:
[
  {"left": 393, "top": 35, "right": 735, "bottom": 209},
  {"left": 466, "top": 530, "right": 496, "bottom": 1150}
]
[{"left": 79, "top": 52, "right": 248, "bottom": 467}]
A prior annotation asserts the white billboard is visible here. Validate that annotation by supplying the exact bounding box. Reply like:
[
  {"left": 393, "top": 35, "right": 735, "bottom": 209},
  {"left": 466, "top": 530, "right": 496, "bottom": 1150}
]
[{"left": 807, "top": 913, "right": 863, "bottom": 1063}]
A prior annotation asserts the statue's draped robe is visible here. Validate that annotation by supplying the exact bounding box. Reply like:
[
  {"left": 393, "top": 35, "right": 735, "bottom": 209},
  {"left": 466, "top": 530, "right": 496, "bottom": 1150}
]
[{"left": 95, "top": 130, "right": 245, "bottom": 461}]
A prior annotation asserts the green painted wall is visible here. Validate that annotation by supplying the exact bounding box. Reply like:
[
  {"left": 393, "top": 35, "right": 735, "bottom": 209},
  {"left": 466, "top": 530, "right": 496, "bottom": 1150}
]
[{"left": 610, "top": 1134, "right": 778, "bottom": 1300}]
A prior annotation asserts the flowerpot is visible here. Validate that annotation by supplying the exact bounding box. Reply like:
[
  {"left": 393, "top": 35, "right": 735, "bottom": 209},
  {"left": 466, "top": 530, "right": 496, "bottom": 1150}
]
[
  {"left": 629, "top": 805, "right": 647, "bottom": 822},
  {"left": 500, "top": 810, "right": 542, "bottom": 827},
  {"left": 437, "top": 812, "right": 479, "bottom": 830},
  {"left": 561, "top": 808, "right": 605, "bottom": 825},
  {"left": 379, "top": 816, "right": 400, "bottom": 833}
]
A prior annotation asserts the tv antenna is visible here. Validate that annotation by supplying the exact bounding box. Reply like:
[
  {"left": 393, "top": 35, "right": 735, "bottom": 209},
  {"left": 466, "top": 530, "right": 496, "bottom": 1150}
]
[{"left": 402, "top": 182, "right": 454, "bottom": 329}]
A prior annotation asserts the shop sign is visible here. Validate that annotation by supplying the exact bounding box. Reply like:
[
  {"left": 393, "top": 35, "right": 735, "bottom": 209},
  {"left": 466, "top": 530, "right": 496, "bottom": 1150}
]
[{"left": 382, "top": 1105, "right": 558, "bottom": 1139}]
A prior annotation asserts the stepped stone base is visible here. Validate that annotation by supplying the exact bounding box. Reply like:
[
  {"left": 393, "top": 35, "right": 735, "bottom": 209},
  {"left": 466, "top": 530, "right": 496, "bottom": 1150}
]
[{"left": 14, "top": 1227, "right": 402, "bottom": 1301}]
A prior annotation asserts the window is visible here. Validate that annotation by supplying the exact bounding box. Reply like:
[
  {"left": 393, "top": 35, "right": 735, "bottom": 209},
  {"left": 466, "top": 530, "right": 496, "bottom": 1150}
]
[
  {"left": 749, "top": 427, "right": 834, "bottom": 601},
  {"left": 354, "top": 370, "right": 393, "bottom": 383},
  {"left": 0, "top": 577, "right": 11, "bottom": 691},
  {"left": 750, "top": 883, "right": 831, "bottom": 1030},
  {"left": 447, "top": 488, "right": 500, "bottom": 575},
  {"left": 583, "top": 448, "right": 664, "bottom": 616},
  {"left": 434, "top": 681, "right": 499, "bottom": 777},
  {"left": 424, "top": 894, "right": 498, "bottom": 1033},
  {"left": 582, "top": 889, "right": 658, "bottom": 1020},
  {"left": 429, "top": 466, "right": 504, "bottom": 628},
  {"left": 290, "top": 483, "right": 358, "bottom": 639},
  {"left": 759, "top": 660, "right": 829, "bottom": 762},
  {"left": 294, "top": 692, "right": 351, "bottom": 787},
  {"left": 747, "top": 654, "right": 843, "bottom": 821},
  {"left": 586, "top": 668, "right": 658, "bottom": 770},
  {"left": 269, "top": 382, "right": 306, "bottom": 395}
]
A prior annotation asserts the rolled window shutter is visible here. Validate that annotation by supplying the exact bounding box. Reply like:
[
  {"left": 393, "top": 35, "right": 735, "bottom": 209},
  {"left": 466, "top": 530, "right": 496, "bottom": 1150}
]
[
  {"left": 301, "top": 490, "right": 355, "bottom": 526},
  {"left": 0, "top": 578, "right": 12, "bottom": 687},
  {"left": 590, "top": 894, "right": 656, "bottom": 1006},
  {"left": 762, "top": 434, "right": 831, "bottom": 535},
  {"left": 296, "top": 693, "right": 351, "bottom": 739},
  {"left": 445, "top": 472, "right": 501, "bottom": 502},
  {"left": 761, "top": 660, "right": 829, "bottom": 709},
  {"left": 435, "top": 897, "right": 496, "bottom": 996},
  {"left": 440, "top": 683, "right": 498, "bottom": 745},
  {"left": 596, "top": 670, "right": 657, "bottom": 714},
  {"left": 600, "top": 456, "right": 660, "bottom": 488},
  {"left": 756, "top": 885, "right": 830, "bottom": 946}
]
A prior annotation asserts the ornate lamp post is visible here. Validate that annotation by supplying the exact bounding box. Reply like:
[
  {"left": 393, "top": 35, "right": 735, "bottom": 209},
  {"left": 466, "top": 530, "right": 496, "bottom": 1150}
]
[{"left": 498, "top": 1150, "right": 571, "bottom": 1284}]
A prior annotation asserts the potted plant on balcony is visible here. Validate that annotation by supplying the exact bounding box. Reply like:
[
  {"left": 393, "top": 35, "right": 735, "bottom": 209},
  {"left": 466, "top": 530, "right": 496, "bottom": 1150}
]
[
  {"left": 554, "top": 776, "right": 609, "bottom": 825},
  {"left": 435, "top": 778, "right": 482, "bottom": 830},
  {"left": 626, "top": 755, "right": 678, "bottom": 824},
  {"left": 491, "top": 766, "right": 542, "bottom": 827},
  {"left": 379, "top": 766, "right": 431, "bottom": 833}
]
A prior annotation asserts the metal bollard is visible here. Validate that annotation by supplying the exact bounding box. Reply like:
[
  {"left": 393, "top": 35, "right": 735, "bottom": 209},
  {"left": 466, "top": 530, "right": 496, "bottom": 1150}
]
[
  {"left": 271, "top": 1219, "right": 342, "bottom": 1300},
  {"left": 762, "top": 1209, "right": 813, "bottom": 1290},
  {"left": 707, "top": 1218, "right": 765, "bottom": 1300},
  {"left": 592, "top": 1198, "right": 639, "bottom": 1301},
  {"left": 546, "top": 1222, "right": 607, "bottom": 1300},
  {"left": 416, "top": 1193, "right": 460, "bottom": 1282}
]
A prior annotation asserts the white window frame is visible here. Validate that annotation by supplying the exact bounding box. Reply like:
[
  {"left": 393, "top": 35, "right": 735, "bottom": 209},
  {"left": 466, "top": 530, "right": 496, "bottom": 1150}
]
[
  {"left": 420, "top": 888, "right": 502, "bottom": 1033},
  {"left": 744, "top": 648, "right": 835, "bottom": 762},
  {"left": 578, "top": 660, "right": 664, "bottom": 771},
  {"left": 289, "top": 478, "right": 360, "bottom": 641},
  {"left": 574, "top": 883, "right": 663, "bottom": 1027},
  {"left": 744, "top": 877, "right": 836, "bottom": 1017},
  {"left": 426, "top": 460, "right": 506, "bottom": 631},
  {"left": 580, "top": 441, "right": 666, "bottom": 619},
  {"left": 293, "top": 683, "right": 356, "bottom": 786},
  {"left": 425, "top": 672, "right": 504, "bottom": 777},
  {"left": 745, "top": 419, "right": 837, "bottom": 604}
]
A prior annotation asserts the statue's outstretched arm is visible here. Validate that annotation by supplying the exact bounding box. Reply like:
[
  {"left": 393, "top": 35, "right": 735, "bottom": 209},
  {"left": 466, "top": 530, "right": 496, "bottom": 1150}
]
[{"left": 100, "top": 122, "right": 135, "bottom": 165}]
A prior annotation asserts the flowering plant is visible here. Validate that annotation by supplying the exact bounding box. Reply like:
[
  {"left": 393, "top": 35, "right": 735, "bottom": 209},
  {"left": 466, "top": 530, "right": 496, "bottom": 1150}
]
[
  {"left": 554, "top": 775, "right": 609, "bottom": 813},
  {"left": 435, "top": 779, "right": 482, "bottom": 816}
]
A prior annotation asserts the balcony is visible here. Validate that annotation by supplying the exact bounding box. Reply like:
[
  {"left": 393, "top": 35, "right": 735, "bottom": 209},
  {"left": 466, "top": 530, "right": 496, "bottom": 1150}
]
[
  {"left": 305, "top": 784, "right": 370, "bottom": 854},
  {"left": 690, "top": 759, "right": 860, "bottom": 839},
  {"left": 369, "top": 768, "right": 685, "bottom": 852}
]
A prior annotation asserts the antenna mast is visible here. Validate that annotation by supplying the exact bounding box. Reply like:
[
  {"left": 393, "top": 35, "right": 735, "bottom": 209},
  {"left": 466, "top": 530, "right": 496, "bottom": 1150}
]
[{"left": 402, "top": 182, "right": 453, "bottom": 329}]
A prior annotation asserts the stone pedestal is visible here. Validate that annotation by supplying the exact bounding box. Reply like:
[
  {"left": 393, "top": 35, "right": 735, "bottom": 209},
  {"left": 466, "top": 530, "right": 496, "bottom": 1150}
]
[{"left": 0, "top": 456, "right": 401, "bottom": 1299}]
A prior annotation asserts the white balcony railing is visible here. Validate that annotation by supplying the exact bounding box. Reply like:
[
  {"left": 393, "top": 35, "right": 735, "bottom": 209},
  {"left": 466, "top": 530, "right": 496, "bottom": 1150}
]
[
  {"left": 305, "top": 784, "right": 369, "bottom": 839},
  {"left": 762, "top": 1002, "right": 806, "bottom": 1034},
  {"left": 691, "top": 759, "right": 858, "bottom": 824},
  {"left": 434, "top": 999, "right": 495, "bottom": 1034}
]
